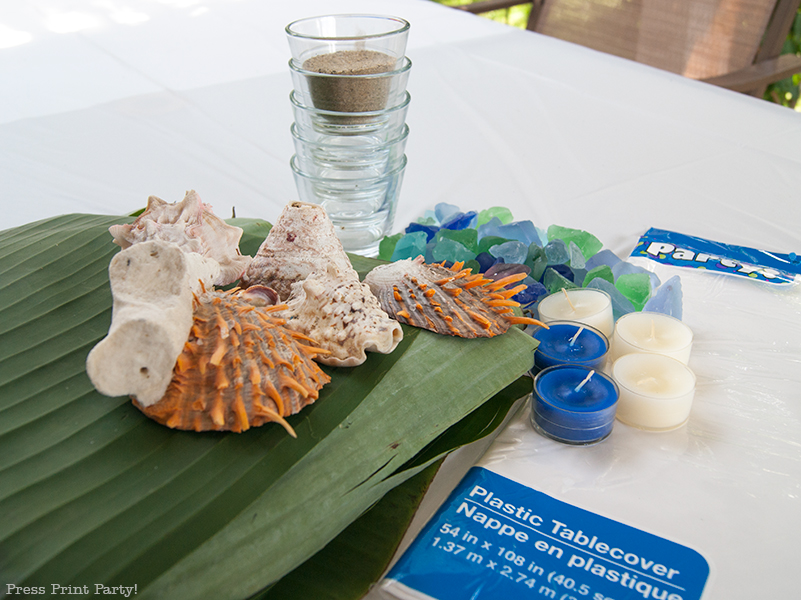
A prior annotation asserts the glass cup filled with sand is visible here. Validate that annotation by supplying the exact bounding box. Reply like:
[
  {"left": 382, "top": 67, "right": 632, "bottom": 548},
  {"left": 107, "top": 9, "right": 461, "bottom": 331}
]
[{"left": 286, "top": 15, "right": 410, "bottom": 113}]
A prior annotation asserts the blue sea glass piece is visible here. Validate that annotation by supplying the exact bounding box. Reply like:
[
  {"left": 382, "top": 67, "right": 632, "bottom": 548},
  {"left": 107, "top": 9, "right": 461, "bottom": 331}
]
[
  {"left": 391, "top": 231, "right": 427, "bottom": 262},
  {"left": 572, "top": 268, "right": 588, "bottom": 287},
  {"left": 513, "top": 277, "right": 547, "bottom": 306},
  {"left": 568, "top": 242, "right": 586, "bottom": 269},
  {"left": 417, "top": 209, "right": 439, "bottom": 225},
  {"left": 432, "top": 238, "right": 477, "bottom": 263},
  {"left": 489, "top": 240, "right": 528, "bottom": 265},
  {"left": 586, "top": 278, "right": 635, "bottom": 321},
  {"left": 405, "top": 222, "right": 439, "bottom": 242},
  {"left": 612, "top": 261, "right": 661, "bottom": 290},
  {"left": 534, "top": 226, "right": 549, "bottom": 247},
  {"left": 544, "top": 239, "right": 569, "bottom": 265},
  {"left": 435, "top": 202, "right": 461, "bottom": 224},
  {"left": 478, "top": 218, "right": 539, "bottom": 246},
  {"left": 549, "top": 263, "right": 575, "bottom": 282},
  {"left": 475, "top": 252, "right": 502, "bottom": 273},
  {"left": 505, "top": 220, "right": 540, "bottom": 246},
  {"left": 441, "top": 210, "right": 478, "bottom": 230},
  {"left": 425, "top": 240, "right": 436, "bottom": 263},
  {"left": 584, "top": 249, "right": 621, "bottom": 272},
  {"left": 477, "top": 217, "right": 505, "bottom": 240},
  {"left": 643, "top": 275, "right": 683, "bottom": 319}
]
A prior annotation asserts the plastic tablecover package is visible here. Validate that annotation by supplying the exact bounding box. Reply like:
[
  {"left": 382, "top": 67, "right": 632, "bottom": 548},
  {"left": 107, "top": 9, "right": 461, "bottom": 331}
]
[{"left": 376, "top": 231, "right": 801, "bottom": 600}]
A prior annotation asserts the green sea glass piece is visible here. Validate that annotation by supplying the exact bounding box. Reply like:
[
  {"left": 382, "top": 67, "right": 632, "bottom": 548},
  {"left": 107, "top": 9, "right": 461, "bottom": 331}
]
[
  {"left": 432, "top": 238, "right": 477, "bottom": 264},
  {"left": 378, "top": 232, "right": 403, "bottom": 262},
  {"left": 583, "top": 265, "right": 614, "bottom": 287},
  {"left": 435, "top": 228, "right": 478, "bottom": 254},
  {"left": 464, "top": 259, "right": 481, "bottom": 274},
  {"left": 477, "top": 206, "right": 514, "bottom": 227},
  {"left": 615, "top": 272, "right": 651, "bottom": 311},
  {"left": 524, "top": 245, "right": 547, "bottom": 282},
  {"left": 543, "top": 267, "right": 578, "bottom": 294},
  {"left": 547, "top": 225, "right": 603, "bottom": 259}
]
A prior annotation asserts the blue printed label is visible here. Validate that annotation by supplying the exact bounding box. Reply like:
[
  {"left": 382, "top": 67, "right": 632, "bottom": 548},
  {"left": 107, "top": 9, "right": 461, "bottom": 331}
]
[
  {"left": 632, "top": 228, "right": 801, "bottom": 285},
  {"left": 384, "top": 468, "right": 709, "bottom": 600}
]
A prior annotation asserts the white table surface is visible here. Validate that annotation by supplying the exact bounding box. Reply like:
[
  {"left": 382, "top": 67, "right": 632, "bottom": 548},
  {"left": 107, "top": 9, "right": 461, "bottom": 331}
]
[{"left": 3, "top": 1, "right": 800, "bottom": 598}]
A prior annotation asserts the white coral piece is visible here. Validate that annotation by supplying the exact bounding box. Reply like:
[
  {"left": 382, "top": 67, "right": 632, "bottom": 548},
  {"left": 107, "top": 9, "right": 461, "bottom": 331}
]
[
  {"left": 86, "top": 240, "right": 219, "bottom": 406},
  {"left": 110, "top": 190, "right": 250, "bottom": 286}
]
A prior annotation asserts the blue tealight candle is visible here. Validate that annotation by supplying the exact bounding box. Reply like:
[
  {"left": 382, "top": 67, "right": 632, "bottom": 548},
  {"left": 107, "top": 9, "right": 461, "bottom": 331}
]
[
  {"left": 532, "top": 321, "right": 609, "bottom": 371},
  {"left": 530, "top": 365, "right": 619, "bottom": 445}
]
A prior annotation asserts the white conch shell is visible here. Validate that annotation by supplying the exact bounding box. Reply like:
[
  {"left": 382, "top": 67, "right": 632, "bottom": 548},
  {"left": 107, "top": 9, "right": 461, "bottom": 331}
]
[
  {"left": 109, "top": 190, "right": 251, "bottom": 286},
  {"left": 243, "top": 201, "right": 402, "bottom": 366},
  {"left": 242, "top": 201, "right": 353, "bottom": 299},
  {"left": 86, "top": 240, "right": 219, "bottom": 406},
  {"left": 283, "top": 263, "right": 403, "bottom": 367}
]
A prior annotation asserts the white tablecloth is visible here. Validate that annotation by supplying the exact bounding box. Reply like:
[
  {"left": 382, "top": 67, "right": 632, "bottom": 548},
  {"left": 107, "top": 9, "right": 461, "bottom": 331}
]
[{"left": 3, "top": 1, "right": 800, "bottom": 598}]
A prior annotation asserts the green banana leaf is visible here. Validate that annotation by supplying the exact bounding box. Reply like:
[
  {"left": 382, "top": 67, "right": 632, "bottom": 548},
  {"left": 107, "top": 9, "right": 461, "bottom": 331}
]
[
  {"left": 259, "top": 375, "right": 532, "bottom": 600},
  {"left": 0, "top": 214, "right": 536, "bottom": 599}
]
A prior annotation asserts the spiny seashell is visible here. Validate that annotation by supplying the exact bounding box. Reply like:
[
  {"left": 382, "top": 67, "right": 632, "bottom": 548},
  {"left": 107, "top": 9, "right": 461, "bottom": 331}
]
[
  {"left": 283, "top": 263, "right": 404, "bottom": 367},
  {"left": 364, "top": 257, "right": 546, "bottom": 338},
  {"left": 110, "top": 190, "right": 251, "bottom": 286},
  {"left": 241, "top": 201, "right": 354, "bottom": 300},
  {"left": 134, "top": 288, "right": 331, "bottom": 435}
]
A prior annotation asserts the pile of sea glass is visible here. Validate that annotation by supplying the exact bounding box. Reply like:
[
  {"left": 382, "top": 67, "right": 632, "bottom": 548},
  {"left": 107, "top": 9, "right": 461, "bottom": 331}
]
[{"left": 378, "top": 204, "right": 682, "bottom": 320}]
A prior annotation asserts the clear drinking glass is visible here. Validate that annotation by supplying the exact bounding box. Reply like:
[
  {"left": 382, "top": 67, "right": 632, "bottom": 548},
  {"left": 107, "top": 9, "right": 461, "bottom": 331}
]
[
  {"left": 286, "top": 14, "right": 410, "bottom": 67},
  {"left": 289, "top": 56, "right": 411, "bottom": 113},
  {"left": 290, "top": 154, "right": 407, "bottom": 256},
  {"left": 291, "top": 123, "right": 409, "bottom": 176},
  {"left": 290, "top": 90, "right": 411, "bottom": 139}
]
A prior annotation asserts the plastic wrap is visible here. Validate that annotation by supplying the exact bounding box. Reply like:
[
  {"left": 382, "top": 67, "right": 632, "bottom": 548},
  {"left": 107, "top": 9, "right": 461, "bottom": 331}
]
[{"left": 377, "top": 232, "right": 801, "bottom": 599}]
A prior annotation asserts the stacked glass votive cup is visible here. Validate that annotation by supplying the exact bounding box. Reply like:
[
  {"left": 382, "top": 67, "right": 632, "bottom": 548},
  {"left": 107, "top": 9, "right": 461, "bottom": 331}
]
[{"left": 285, "top": 15, "right": 412, "bottom": 257}]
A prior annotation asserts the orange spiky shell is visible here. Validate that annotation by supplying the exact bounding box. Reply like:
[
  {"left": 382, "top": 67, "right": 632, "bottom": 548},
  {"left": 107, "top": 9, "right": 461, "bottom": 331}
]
[
  {"left": 134, "top": 288, "right": 331, "bottom": 435},
  {"left": 364, "top": 257, "right": 546, "bottom": 338}
]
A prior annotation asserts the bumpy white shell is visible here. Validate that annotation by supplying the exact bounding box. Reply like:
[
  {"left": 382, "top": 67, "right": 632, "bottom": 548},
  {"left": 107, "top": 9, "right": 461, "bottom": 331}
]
[
  {"left": 109, "top": 190, "right": 251, "bottom": 286},
  {"left": 242, "top": 201, "right": 354, "bottom": 299},
  {"left": 283, "top": 263, "right": 403, "bottom": 367},
  {"left": 243, "top": 201, "right": 402, "bottom": 366}
]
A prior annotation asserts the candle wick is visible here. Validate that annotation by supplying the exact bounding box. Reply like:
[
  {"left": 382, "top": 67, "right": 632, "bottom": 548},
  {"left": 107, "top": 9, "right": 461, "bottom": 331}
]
[
  {"left": 568, "top": 326, "right": 585, "bottom": 347},
  {"left": 574, "top": 370, "right": 595, "bottom": 392},
  {"left": 562, "top": 288, "right": 576, "bottom": 311}
]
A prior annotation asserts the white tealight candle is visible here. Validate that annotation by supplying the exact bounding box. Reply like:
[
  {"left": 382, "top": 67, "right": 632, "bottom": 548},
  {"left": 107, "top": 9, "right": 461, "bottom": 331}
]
[
  {"left": 537, "top": 289, "right": 614, "bottom": 339},
  {"left": 612, "top": 353, "right": 696, "bottom": 431},
  {"left": 608, "top": 312, "right": 693, "bottom": 365}
]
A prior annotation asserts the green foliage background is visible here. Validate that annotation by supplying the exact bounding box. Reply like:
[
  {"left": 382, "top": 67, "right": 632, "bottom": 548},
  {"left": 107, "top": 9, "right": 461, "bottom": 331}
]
[{"left": 433, "top": 1, "right": 801, "bottom": 110}]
